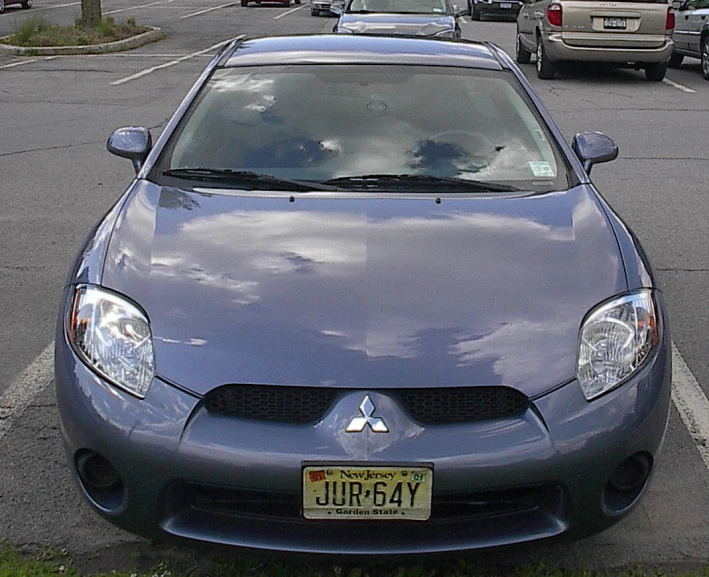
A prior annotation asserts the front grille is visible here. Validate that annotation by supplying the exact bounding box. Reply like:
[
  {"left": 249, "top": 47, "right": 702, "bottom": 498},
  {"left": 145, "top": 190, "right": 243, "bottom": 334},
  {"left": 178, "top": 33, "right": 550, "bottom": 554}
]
[
  {"left": 182, "top": 483, "right": 556, "bottom": 523},
  {"left": 394, "top": 386, "right": 528, "bottom": 425},
  {"left": 204, "top": 384, "right": 336, "bottom": 424},
  {"left": 204, "top": 385, "right": 528, "bottom": 425}
]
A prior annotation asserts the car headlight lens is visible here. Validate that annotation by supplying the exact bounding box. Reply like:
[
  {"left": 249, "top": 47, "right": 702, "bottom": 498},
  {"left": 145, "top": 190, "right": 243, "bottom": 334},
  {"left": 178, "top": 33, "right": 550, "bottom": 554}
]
[
  {"left": 577, "top": 290, "right": 659, "bottom": 401},
  {"left": 68, "top": 285, "right": 155, "bottom": 399}
]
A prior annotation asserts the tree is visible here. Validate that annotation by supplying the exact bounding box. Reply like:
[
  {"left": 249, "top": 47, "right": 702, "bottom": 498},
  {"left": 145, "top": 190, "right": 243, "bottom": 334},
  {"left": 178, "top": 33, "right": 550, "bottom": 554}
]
[{"left": 81, "top": 0, "right": 102, "bottom": 27}]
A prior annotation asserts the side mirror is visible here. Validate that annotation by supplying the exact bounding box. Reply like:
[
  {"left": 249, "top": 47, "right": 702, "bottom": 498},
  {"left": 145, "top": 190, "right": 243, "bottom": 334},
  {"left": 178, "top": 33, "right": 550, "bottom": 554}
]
[
  {"left": 671, "top": 0, "right": 682, "bottom": 9},
  {"left": 571, "top": 131, "right": 618, "bottom": 175},
  {"left": 330, "top": 3, "right": 342, "bottom": 14},
  {"left": 107, "top": 127, "right": 152, "bottom": 174}
]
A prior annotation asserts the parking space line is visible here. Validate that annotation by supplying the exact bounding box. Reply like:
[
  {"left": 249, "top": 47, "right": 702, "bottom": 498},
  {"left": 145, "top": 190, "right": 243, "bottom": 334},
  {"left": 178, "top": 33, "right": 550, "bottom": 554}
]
[
  {"left": 0, "top": 342, "right": 54, "bottom": 443},
  {"left": 0, "top": 56, "right": 57, "bottom": 70},
  {"left": 111, "top": 35, "right": 244, "bottom": 85},
  {"left": 671, "top": 343, "right": 709, "bottom": 472},
  {"left": 33, "top": 1, "right": 80, "bottom": 11},
  {"left": 663, "top": 78, "right": 696, "bottom": 93},
  {"left": 274, "top": 4, "right": 307, "bottom": 18},
  {"left": 181, "top": 2, "right": 238, "bottom": 19},
  {"left": 0, "top": 60, "right": 39, "bottom": 69},
  {"left": 105, "top": 0, "right": 177, "bottom": 16}
]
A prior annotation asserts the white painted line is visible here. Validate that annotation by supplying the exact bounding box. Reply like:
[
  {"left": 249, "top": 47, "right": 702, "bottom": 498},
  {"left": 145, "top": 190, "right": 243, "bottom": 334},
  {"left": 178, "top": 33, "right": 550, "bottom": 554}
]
[
  {"left": 671, "top": 343, "right": 709, "bottom": 472},
  {"left": 181, "top": 1, "right": 238, "bottom": 19},
  {"left": 34, "top": 1, "right": 80, "bottom": 11},
  {"left": 663, "top": 78, "right": 696, "bottom": 93},
  {"left": 105, "top": 0, "right": 176, "bottom": 16},
  {"left": 0, "top": 56, "right": 57, "bottom": 70},
  {"left": 111, "top": 34, "right": 244, "bottom": 85},
  {"left": 0, "top": 342, "right": 54, "bottom": 443},
  {"left": 274, "top": 3, "right": 306, "bottom": 18},
  {"left": 0, "top": 59, "right": 38, "bottom": 69}
]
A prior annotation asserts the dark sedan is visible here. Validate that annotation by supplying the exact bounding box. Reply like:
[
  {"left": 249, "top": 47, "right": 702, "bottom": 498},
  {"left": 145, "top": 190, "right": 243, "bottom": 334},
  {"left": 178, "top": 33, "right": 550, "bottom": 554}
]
[{"left": 55, "top": 34, "right": 671, "bottom": 555}]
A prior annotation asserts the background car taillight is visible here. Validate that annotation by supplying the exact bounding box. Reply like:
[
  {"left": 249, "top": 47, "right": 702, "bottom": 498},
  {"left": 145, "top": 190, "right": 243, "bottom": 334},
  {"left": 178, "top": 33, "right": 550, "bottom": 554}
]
[
  {"left": 546, "top": 3, "right": 562, "bottom": 27},
  {"left": 666, "top": 7, "right": 675, "bottom": 30}
]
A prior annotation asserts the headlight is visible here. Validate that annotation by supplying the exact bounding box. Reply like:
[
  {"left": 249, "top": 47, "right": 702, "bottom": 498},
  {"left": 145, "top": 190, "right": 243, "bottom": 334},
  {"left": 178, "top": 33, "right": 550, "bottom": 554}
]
[
  {"left": 577, "top": 290, "right": 659, "bottom": 401},
  {"left": 68, "top": 285, "right": 155, "bottom": 399}
]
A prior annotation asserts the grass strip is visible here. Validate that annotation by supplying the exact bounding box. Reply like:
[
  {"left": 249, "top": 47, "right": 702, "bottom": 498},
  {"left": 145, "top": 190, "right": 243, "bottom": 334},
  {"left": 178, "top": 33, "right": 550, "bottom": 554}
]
[
  {"left": 3, "top": 545, "right": 709, "bottom": 577},
  {"left": 1, "top": 16, "right": 150, "bottom": 47}
]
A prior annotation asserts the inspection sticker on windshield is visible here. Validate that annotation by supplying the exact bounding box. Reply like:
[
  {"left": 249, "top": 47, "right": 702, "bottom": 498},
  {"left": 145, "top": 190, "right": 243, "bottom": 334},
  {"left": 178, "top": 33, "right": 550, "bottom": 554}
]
[{"left": 529, "top": 161, "right": 555, "bottom": 178}]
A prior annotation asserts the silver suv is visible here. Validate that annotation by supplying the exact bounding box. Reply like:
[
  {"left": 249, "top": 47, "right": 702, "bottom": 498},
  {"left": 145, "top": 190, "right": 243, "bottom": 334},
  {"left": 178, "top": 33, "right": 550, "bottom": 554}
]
[
  {"left": 516, "top": 0, "right": 675, "bottom": 80},
  {"left": 669, "top": 0, "right": 709, "bottom": 78}
]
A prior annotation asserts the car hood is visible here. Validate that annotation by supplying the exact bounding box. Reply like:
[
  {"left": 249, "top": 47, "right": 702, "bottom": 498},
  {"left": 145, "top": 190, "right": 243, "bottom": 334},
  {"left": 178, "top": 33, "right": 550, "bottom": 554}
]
[
  {"left": 102, "top": 181, "right": 626, "bottom": 398},
  {"left": 338, "top": 13, "right": 455, "bottom": 35}
]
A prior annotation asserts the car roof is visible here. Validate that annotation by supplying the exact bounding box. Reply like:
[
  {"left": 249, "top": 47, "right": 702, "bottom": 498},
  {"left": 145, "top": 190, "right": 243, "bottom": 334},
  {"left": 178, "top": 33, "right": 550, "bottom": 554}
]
[{"left": 221, "top": 35, "right": 507, "bottom": 71}]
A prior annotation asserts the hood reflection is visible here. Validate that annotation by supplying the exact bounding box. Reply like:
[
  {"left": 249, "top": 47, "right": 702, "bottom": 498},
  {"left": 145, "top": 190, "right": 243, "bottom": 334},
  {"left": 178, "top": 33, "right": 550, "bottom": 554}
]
[{"left": 102, "top": 182, "right": 625, "bottom": 397}]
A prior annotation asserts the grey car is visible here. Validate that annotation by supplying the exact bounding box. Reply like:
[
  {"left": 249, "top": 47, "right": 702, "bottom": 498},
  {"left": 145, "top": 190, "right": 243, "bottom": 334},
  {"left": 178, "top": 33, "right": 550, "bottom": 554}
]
[
  {"left": 469, "top": 0, "right": 523, "bottom": 21},
  {"left": 55, "top": 34, "right": 671, "bottom": 555},
  {"left": 333, "top": 0, "right": 465, "bottom": 38},
  {"left": 669, "top": 0, "right": 709, "bottom": 78}
]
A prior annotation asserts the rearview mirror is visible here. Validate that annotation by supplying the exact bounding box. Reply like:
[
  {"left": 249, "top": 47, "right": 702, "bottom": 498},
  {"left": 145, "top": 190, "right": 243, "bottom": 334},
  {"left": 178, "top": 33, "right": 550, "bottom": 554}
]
[
  {"left": 571, "top": 131, "right": 618, "bottom": 174},
  {"left": 107, "top": 127, "right": 152, "bottom": 174},
  {"left": 671, "top": 0, "right": 682, "bottom": 9}
]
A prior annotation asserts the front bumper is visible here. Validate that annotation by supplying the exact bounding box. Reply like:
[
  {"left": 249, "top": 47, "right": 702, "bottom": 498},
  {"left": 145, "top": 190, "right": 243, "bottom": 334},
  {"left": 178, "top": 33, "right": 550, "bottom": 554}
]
[{"left": 55, "top": 326, "right": 671, "bottom": 554}]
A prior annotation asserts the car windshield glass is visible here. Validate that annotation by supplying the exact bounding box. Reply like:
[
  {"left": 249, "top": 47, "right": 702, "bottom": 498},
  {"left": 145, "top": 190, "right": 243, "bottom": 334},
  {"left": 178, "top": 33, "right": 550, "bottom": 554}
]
[
  {"left": 347, "top": 0, "right": 448, "bottom": 13},
  {"left": 155, "top": 65, "right": 569, "bottom": 192}
]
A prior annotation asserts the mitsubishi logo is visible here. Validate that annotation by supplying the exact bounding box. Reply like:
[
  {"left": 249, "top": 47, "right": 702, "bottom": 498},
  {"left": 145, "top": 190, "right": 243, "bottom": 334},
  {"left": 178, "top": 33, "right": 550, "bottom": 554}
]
[{"left": 345, "top": 395, "right": 389, "bottom": 433}]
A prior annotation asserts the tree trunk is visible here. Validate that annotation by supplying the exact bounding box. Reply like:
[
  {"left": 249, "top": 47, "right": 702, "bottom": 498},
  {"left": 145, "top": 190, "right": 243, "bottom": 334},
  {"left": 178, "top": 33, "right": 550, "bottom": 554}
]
[{"left": 81, "top": 0, "right": 102, "bottom": 27}]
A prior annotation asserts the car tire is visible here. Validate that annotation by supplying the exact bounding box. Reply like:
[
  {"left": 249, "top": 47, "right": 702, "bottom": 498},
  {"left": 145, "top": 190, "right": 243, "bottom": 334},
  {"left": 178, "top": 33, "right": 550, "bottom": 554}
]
[
  {"left": 241, "top": 0, "right": 248, "bottom": 5},
  {"left": 668, "top": 52, "right": 683, "bottom": 68},
  {"left": 0, "top": 0, "right": 5, "bottom": 14},
  {"left": 536, "top": 36, "right": 555, "bottom": 79},
  {"left": 516, "top": 32, "right": 531, "bottom": 64},
  {"left": 644, "top": 62, "right": 667, "bottom": 81},
  {"left": 701, "top": 38, "right": 709, "bottom": 80},
  {"left": 21, "top": 0, "right": 32, "bottom": 7}
]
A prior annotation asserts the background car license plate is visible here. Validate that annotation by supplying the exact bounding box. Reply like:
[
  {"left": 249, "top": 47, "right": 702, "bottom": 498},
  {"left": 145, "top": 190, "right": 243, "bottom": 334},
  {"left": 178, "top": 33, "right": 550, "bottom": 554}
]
[
  {"left": 303, "top": 465, "right": 432, "bottom": 521},
  {"left": 604, "top": 17, "right": 627, "bottom": 29},
  {"left": 500, "top": 3, "right": 512, "bottom": 8}
]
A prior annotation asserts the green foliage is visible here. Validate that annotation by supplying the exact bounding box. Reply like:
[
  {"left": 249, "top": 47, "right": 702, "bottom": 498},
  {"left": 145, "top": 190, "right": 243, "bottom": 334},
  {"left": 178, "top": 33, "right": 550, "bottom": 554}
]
[
  {"left": 7, "top": 15, "right": 149, "bottom": 47},
  {"left": 10, "top": 16, "right": 53, "bottom": 45}
]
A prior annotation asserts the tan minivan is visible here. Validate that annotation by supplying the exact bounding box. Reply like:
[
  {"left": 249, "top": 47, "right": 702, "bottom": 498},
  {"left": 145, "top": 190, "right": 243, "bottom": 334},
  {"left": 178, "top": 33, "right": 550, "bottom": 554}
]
[{"left": 516, "top": 0, "right": 675, "bottom": 80}]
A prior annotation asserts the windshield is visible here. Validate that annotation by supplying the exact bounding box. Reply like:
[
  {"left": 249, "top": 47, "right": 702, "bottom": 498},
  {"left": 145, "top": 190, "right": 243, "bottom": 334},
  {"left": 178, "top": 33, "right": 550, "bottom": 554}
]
[
  {"left": 347, "top": 0, "right": 450, "bottom": 13},
  {"left": 155, "top": 65, "right": 569, "bottom": 192}
]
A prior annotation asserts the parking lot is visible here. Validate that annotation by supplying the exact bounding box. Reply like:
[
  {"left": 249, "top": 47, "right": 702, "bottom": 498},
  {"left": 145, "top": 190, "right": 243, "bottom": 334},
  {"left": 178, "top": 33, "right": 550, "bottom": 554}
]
[{"left": 1, "top": 0, "right": 709, "bottom": 570}]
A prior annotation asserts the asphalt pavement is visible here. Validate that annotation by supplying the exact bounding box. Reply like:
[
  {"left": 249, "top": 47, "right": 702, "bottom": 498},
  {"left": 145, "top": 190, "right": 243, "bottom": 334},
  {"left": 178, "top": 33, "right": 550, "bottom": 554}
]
[{"left": 1, "top": 0, "right": 709, "bottom": 572}]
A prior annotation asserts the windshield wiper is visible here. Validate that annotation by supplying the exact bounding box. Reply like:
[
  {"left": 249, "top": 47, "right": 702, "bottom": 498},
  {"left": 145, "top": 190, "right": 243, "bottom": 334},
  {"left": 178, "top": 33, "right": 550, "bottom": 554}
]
[
  {"left": 323, "top": 174, "right": 521, "bottom": 192},
  {"left": 162, "top": 168, "right": 342, "bottom": 192}
]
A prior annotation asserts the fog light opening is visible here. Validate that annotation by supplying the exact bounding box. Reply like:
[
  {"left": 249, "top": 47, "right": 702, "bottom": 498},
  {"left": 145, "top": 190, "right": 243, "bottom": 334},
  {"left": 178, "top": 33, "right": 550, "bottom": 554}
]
[
  {"left": 602, "top": 452, "right": 652, "bottom": 515},
  {"left": 75, "top": 450, "right": 126, "bottom": 513}
]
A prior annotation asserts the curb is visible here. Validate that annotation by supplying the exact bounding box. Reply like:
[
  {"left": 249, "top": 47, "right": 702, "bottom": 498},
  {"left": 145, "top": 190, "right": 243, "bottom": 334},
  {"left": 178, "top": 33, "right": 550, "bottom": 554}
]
[{"left": 0, "top": 26, "right": 164, "bottom": 56}]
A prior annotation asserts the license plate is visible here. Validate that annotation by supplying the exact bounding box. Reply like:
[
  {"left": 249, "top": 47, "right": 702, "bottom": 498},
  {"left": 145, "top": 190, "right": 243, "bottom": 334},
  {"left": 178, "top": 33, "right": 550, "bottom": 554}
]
[
  {"left": 604, "top": 17, "right": 626, "bottom": 29},
  {"left": 302, "top": 465, "right": 433, "bottom": 521},
  {"left": 500, "top": 3, "right": 512, "bottom": 8}
]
